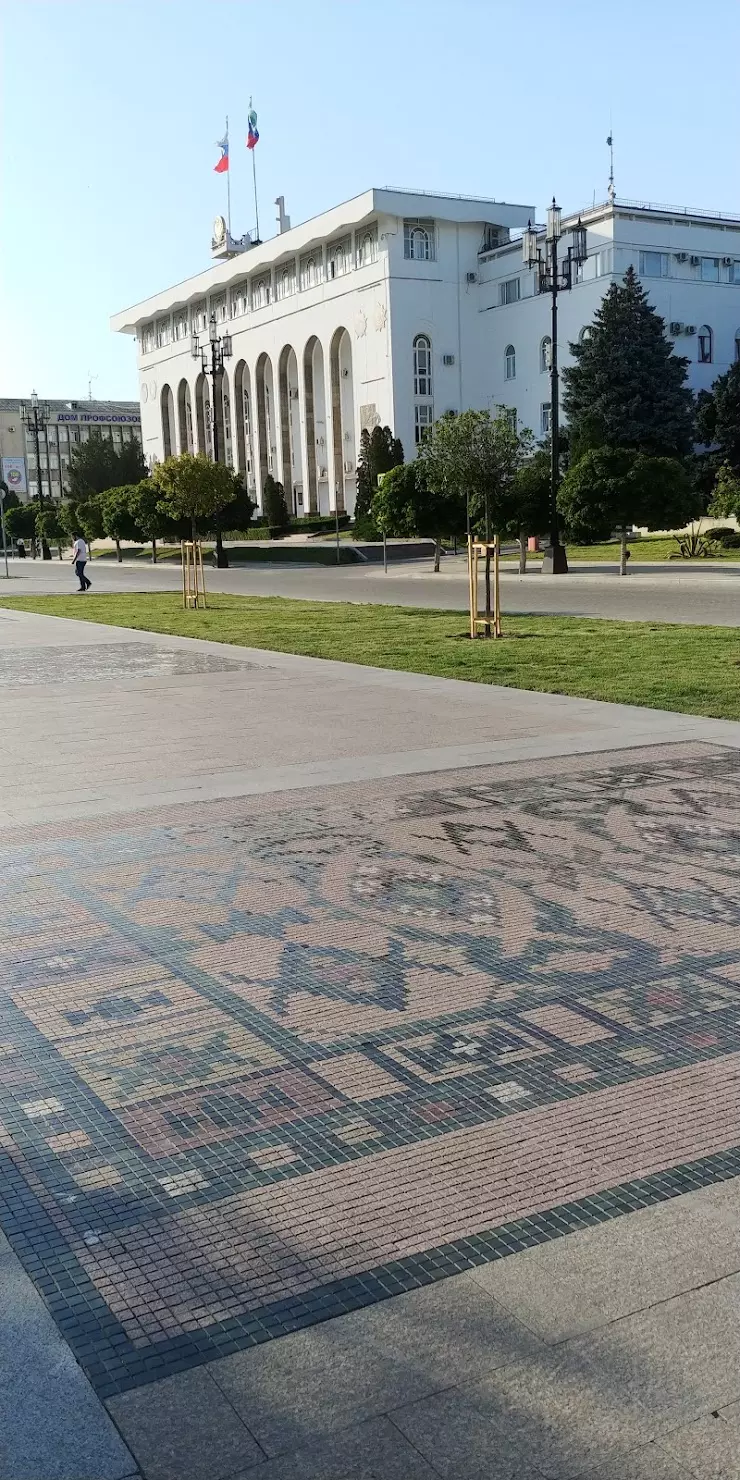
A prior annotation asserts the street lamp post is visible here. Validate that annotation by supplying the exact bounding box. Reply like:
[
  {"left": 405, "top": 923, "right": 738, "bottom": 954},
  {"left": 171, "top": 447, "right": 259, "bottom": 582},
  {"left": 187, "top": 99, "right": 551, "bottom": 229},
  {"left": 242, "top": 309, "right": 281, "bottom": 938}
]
[
  {"left": 191, "top": 313, "right": 233, "bottom": 568},
  {"left": 522, "top": 201, "right": 587, "bottom": 574},
  {"left": 19, "top": 391, "right": 53, "bottom": 559}
]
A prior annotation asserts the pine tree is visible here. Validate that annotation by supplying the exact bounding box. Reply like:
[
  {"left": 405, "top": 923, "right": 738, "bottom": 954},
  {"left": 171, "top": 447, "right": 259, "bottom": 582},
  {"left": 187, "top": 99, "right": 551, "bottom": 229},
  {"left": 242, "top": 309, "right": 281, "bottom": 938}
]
[
  {"left": 696, "top": 361, "right": 740, "bottom": 474},
  {"left": 354, "top": 426, "right": 404, "bottom": 539},
  {"left": 563, "top": 267, "right": 694, "bottom": 460}
]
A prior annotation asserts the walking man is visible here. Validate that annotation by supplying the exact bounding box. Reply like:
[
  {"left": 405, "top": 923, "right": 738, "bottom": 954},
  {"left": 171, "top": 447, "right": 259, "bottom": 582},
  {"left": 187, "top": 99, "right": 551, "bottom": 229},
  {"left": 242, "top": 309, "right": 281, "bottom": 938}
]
[{"left": 71, "top": 533, "right": 92, "bottom": 591}]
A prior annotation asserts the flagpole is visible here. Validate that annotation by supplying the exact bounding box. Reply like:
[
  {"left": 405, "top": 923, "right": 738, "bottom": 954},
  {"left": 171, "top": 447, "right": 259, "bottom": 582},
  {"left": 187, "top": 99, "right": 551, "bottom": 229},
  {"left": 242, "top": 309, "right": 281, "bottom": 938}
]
[
  {"left": 252, "top": 149, "right": 260, "bottom": 241},
  {"left": 225, "top": 115, "right": 232, "bottom": 235}
]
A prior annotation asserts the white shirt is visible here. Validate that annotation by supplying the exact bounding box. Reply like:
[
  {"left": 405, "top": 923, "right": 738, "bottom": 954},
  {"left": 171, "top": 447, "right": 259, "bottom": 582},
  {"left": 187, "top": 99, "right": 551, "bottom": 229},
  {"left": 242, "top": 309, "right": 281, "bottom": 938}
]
[{"left": 72, "top": 539, "right": 89, "bottom": 562}]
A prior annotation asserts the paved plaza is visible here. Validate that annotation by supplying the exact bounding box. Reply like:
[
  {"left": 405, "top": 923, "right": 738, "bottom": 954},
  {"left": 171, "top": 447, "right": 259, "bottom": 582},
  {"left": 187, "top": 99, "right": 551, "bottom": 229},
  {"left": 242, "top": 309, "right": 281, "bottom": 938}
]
[{"left": 2, "top": 607, "right": 740, "bottom": 1478}]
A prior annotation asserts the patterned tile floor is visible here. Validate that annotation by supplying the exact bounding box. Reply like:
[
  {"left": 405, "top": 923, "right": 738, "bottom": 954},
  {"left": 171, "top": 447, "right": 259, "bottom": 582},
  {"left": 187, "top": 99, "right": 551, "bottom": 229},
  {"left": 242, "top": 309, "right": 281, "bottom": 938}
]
[
  {"left": 2, "top": 741, "right": 740, "bottom": 1398},
  {"left": 0, "top": 641, "right": 261, "bottom": 685}
]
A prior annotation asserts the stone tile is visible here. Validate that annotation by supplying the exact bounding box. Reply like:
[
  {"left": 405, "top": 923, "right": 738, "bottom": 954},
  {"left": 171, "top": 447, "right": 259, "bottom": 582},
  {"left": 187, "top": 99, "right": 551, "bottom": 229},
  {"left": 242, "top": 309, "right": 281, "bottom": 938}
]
[
  {"left": 659, "top": 1407, "right": 740, "bottom": 1478},
  {"left": 229, "top": 1416, "right": 443, "bottom": 1479},
  {"left": 389, "top": 1386, "right": 550, "bottom": 1479},
  {"left": 106, "top": 1366, "right": 264, "bottom": 1480},
  {"left": 564, "top": 1440, "right": 688, "bottom": 1478},
  {"left": 211, "top": 1274, "right": 541, "bottom": 1457},
  {"left": 470, "top": 1187, "right": 740, "bottom": 1341},
  {"left": 0, "top": 1247, "right": 135, "bottom": 1480},
  {"left": 394, "top": 1275, "right": 740, "bottom": 1479}
]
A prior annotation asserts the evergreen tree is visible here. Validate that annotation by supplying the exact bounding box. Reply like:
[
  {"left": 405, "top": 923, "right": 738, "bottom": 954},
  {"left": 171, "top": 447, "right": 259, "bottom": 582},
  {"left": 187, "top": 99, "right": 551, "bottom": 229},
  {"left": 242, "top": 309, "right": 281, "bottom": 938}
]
[
  {"left": 559, "top": 447, "right": 694, "bottom": 574},
  {"left": 696, "top": 361, "right": 740, "bottom": 474},
  {"left": 563, "top": 267, "right": 694, "bottom": 459},
  {"left": 67, "top": 431, "right": 148, "bottom": 499},
  {"left": 354, "top": 426, "right": 404, "bottom": 539},
  {"left": 261, "top": 474, "right": 290, "bottom": 532}
]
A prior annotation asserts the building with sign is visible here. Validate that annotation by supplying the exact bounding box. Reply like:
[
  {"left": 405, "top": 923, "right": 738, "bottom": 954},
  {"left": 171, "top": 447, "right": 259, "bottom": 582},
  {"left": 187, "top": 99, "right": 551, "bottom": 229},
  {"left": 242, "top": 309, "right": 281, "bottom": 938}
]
[
  {"left": 111, "top": 187, "right": 740, "bottom": 517},
  {"left": 0, "top": 399, "right": 142, "bottom": 503}
]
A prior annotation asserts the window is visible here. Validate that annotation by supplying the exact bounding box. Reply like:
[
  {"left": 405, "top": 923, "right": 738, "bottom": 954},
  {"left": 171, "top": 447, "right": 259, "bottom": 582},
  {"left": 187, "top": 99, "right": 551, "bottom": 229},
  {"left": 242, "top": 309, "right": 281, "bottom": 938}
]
[
  {"left": 414, "top": 403, "right": 434, "bottom": 444},
  {"left": 404, "top": 219, "right": 435, "bottom": 262},
  {"left": 140, "top": 323, "right": 155, "bottom": 354},
  {"left": 229, "top": 285, "right": 247, "bottom": 318},
  {"left": 595, "top": 248, "right": 613, "bottom": 278},
  {"left": 730, "top": 262, "right": 740, "bottom": 286},
  {"left": 481, "top": 225, "right": 501, "bottom": 253},
  {"left": 192, "top": 300, "right": 207, "bottom": 333},
  {"left": 156, "top": 317, "right": 172, "bottom": 348},
  {"left": 413, "top": 335, "right": 432, "bottom": 397},
  {"left": 328, "top": 236, "right": 351, "bottom": 279},
  {"left": 505, "top": 344, "right": 516, "bottom": 381},
  {"left": 174, "top": 310, "right": 189, "bottom": 341},
  {"left": 639, "top": 251, "right": 669, "bottom": 279},
  {"left": 251, "top": 275, "right": 271, "bottom": 309},
  {"left": 502, "top": 408, "right": 517, "bottom": 432},
  {"left": 735, "top": 331, "right": 740, "bottom": 363},
  {"left": 276, "top": 264, "right": 296, "bottom": 300},
  {"left": 300, "top": 254, "right": 321, "bottom": 290},
  {"left": 357, "top": 229, "right": 378, "bottom": 268},
  {"left": 579, "top": 325, "right": 592, "bottom": 343},
  {"left": 58, "top": 425, "right": 68, "bottom": 442},
  {"left": 499, "top": 277, "right": 520, "bottom": 305},
  {"left": 698, "top": 324, "right": 713, "bottom": 363},
  {"left": 211, "top": 292, "right": 228, "bottom": 323},
  {"left": 540, "top": 403, "right": 552, "bottom": 437},
  {"left": 540, "top": 336, "right": 552, "bottom": 373},
  {"left": 701, "top": 257, "right": 720, "bottom": 283}
]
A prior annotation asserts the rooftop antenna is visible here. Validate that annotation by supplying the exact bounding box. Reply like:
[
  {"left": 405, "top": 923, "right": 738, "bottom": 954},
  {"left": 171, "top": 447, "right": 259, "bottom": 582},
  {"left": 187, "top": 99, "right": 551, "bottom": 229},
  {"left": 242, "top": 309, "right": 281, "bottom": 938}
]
[
  {"left": 607, "top": 124, "right": 615, "bottom": 203},
  {"left": 87, "top": 372, "right": 98, "bottom": 401}
]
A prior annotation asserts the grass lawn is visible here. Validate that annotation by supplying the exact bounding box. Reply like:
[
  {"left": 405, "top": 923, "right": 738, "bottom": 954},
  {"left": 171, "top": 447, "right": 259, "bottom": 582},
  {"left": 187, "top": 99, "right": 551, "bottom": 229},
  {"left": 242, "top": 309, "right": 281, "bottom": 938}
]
[
  {"left": 3, "top": 591, "right": 740, "bottom": 720},
  {"left": 562, "top": 537, "right": 740, "bottom": 563}
]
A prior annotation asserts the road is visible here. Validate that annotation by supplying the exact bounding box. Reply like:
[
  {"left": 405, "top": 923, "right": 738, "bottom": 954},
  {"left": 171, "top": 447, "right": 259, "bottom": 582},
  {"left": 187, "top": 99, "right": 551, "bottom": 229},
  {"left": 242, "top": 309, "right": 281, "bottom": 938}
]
[{"left": 3, "top": 551, "right": 740, "bottom": 624}]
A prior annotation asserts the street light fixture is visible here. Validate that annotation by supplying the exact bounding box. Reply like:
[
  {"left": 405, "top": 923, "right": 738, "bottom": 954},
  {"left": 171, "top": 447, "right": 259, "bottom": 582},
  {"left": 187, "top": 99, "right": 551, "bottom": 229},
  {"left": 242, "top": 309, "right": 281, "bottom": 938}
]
[
  {"left": 191, "top": 313, "right": 233, "bottom": 567},
  {"left": 523, "top": 200, "right": 588, "bottom": 574},
  {"left": 19, "top": 391, "right": 53, "bottom": 559}
]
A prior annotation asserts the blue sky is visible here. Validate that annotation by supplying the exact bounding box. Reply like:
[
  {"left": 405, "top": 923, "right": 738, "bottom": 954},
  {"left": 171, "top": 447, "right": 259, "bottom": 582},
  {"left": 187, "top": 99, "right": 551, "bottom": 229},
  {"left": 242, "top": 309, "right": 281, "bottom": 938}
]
[{"left": 2, "top": 0, "right": 738, "bottom": 401}]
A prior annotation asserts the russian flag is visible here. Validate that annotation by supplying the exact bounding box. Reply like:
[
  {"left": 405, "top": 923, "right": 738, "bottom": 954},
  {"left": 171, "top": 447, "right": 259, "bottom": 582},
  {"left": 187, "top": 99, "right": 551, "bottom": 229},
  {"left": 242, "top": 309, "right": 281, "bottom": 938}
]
[
  {"left": 214, "top": 135, "right": 229, "bottom": 173},
  {"left": 246, "top": 106, "right": 259, "bottom": 151}
]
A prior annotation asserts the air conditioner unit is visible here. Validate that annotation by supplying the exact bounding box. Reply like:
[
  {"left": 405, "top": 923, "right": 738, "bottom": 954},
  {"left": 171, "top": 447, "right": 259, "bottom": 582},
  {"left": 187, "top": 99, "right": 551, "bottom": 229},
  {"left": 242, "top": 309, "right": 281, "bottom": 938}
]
[
  {"left": 343, "top": 460, "right": 354, "bottom": 474},
  {"left": 290, "top": 386, "right": 299, "bottom": 399},
  {"left": 723, "top": 256, "right": 734, "bottom": 266},
  {"left": 465, "top": 271, "right": 478, "bottom": 284},
  {"left": 442, "top": 353, "right": 456, "bottom": 365},
  {"left": 674, "top": 252, "right": 688, "bottom": 263},
  {"left": 685, "top": 324, "right": 697, "bottom": 335},
  {"left": 669, "top": 321, "right": 684, "bottom": 335},
  {"left": 689, "top": 255, "right": 701, "bottom": 266}
]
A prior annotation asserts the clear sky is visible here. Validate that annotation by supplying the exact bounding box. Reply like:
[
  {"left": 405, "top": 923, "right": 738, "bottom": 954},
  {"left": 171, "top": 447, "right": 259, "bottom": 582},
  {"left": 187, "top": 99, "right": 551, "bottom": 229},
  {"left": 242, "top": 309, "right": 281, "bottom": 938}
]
[{"left": 2, "top": 0, "right": 738, "bottom": 402}]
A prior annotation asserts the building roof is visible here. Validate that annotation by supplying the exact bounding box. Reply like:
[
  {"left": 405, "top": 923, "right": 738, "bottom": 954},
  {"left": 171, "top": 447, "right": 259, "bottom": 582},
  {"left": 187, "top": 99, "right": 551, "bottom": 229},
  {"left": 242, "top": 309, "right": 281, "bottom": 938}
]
[
  {"left": 0, "top": 398, "right": 140, "bottom": 416},
  {"left": 111, "top": 186, "right": 535, "bottom": 334}
]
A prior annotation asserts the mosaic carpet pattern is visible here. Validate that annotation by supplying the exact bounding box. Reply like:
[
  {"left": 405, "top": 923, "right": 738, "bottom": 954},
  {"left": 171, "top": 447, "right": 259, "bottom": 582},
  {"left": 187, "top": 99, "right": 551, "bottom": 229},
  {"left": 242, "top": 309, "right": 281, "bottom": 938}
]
[
  {"left": 0, "top": 641, "right": 263, "bottom": 685},
  {"left": 2, "top": 744, "right": 740, "bottom": 1396}
]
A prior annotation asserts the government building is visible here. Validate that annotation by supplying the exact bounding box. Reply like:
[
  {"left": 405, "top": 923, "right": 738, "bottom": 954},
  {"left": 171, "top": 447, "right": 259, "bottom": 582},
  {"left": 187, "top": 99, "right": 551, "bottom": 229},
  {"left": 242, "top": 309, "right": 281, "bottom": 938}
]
[
  {"left": 0, "top": 399, "right": 141, "bottom": 503},
  {"left": 111, "top": 187, "right": 740, "bottom": 517}
]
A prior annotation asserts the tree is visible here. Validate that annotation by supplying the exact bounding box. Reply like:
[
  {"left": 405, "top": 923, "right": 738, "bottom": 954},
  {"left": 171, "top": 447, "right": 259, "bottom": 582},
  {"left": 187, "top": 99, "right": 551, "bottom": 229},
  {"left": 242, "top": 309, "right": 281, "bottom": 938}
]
[
  {"left": 63, "top": 494, "right": 106, "bottom": 545},
  {"left": 563, "top": 268, "right": 695, "bottom": 460},
  {"left": 5, "top": 502, "right": 38, "bottom": 547},
  {"left": 558, "top": 447, "right": 694, "bottom": 574},
  {"left": 220, "top": 482, "right": 256, "bottom": 536},
  {"left": 371, "top": 460, "right": 463, "bottom": 571},
  {"left": 36, "top": 504, "right": 68, "bottom": 560},
  {"left": 100, "top": 485, "right": 144, "bottom": 562},
  {"left": 506, "top": 447, "right": 551, "bottom": 573},
  {"left": 418, "top": 409, "right": 527, "bottom": 540},
  {"left": 709, "top": 462, "right": 740, "bottom": 524},
  {"left": 66, "top": 431, "right": 147, "bottom": 500},
  {"left": 128, "top": 479, "right": 182, "bottom": 562},
  {"left": 151, "top": 453, "right": 237, "bottom": 547},
  {"left": 354, "top": 426, "right": 404, "bottom": 540},
  {"left": 261, "top": 473, "right": 290, "bottom": 533},
  {"left": 696, "top": 362, "right": 740, "bottom": 475}
]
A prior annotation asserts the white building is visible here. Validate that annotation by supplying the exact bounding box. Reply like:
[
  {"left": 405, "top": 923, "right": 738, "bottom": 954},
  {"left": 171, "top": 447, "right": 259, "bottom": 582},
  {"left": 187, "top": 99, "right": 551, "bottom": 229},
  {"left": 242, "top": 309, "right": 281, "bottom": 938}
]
[{"left": 112, "top": 188, "right": 740, "bottom": 516}]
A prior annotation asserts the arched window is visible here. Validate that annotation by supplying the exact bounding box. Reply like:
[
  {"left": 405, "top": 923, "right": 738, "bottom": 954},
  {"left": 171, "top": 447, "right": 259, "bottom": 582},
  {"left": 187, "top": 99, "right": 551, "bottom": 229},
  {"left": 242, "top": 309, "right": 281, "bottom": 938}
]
[
  {"left": 579, "top": 325, "right": 592, "bottom": 343},
  {"left": 413, "top": 334, "right": 432, "bottom": 397},
  {"left": 505, "top": 344, "right": 516, "bottom": 381},
  {"left": 698, "top": 324, "right": 713, "bottom": 364},
  {"left": 222, "top": 390, "right": 233, "bottom": 467},
  {"left": 358, "top": 232, "right": 375, "bottom": 267},
  {"left": 540, "top": 336, "right": 552, "bottom": 373},
  {"left": 735, "top": 330, "right": 740, "bottom": 363},
  {"left": 410, "top": 226, "right": 431, "bottom": 261}
]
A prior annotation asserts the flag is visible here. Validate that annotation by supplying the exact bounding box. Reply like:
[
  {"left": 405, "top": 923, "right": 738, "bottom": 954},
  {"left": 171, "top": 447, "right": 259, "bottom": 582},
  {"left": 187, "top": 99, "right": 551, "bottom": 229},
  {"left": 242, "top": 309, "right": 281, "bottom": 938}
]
[
  {"left": 214, "top": 134, "right": 229, "bottom": 173},
  {"left": 606, "top": 134, "right": 612, "bottom": 147},
  {"left": 247, "top": 105, "right": 259, "bottom": 151}
]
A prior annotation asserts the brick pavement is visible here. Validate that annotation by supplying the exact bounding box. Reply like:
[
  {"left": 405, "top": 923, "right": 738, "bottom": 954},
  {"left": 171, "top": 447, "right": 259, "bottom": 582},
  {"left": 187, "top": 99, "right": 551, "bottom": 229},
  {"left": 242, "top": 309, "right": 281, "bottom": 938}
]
[{"left": 1, "top": 741, "right": 740, "bottom": 1402}]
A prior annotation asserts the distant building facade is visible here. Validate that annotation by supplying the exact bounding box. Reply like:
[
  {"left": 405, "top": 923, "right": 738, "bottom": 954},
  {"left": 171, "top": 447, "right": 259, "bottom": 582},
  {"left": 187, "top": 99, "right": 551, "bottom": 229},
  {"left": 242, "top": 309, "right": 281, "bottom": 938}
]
[
  {"left": 111, "top": 188, "right": 740, "bottom": 516},
  {"left": 0, "top": 399, "right": 142, "bottom": 503}
]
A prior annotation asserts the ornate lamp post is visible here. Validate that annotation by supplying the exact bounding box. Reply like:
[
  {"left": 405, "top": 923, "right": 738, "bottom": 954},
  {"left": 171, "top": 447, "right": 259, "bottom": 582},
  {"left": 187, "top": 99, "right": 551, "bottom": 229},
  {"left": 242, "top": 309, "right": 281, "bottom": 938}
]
[
  {"left": 522, "top": 202, "right": 587, "bottom": 574},
  {"left": 191, "top": 313, "right": 232, "bottom": 567},
  {"left": 19, "top": 391, "right": 53, "bottom": 559}
]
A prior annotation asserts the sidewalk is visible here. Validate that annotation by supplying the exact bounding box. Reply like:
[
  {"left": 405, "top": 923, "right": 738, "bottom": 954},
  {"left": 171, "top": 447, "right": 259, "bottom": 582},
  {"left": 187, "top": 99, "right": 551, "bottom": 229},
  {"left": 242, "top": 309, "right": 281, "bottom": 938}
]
[{"left": 1, "top": 607, "right": 739, "bottom": 1478}]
